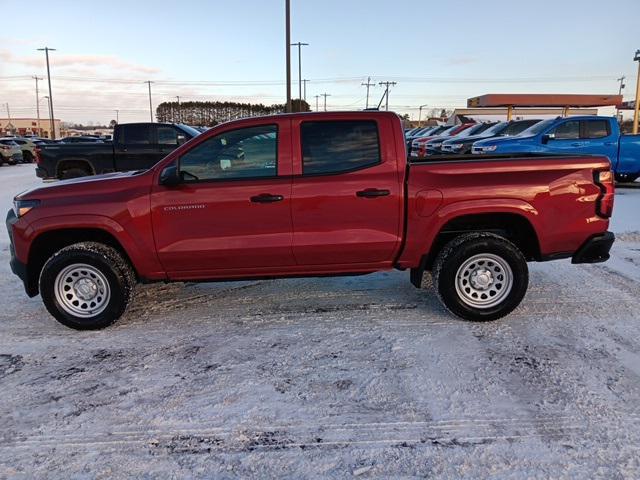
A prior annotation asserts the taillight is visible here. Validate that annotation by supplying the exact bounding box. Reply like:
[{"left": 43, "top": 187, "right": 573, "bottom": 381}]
[
  {"left": 34, "top": 147, "right": 42, "bottom": 164},
  {"left": 594, "top": 169, "right": 614, "bottom": 218},
  {"left": 0, "top": 145, "right": 10, "bottom": 151}
]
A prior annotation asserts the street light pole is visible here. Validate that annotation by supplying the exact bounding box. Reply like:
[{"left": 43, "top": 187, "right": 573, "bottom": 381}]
[
  {"left": 145, "top": 81, "right": 154, "bottom": 122},
  {"left": 314, "top": 95, "right": 320, "bottom": 112},
  {"left": 633, "top": 50, "right": 640, "bottom": 135},
  {"left": 175, "top": 95, "right": 181, "bottom": 123},
  {"left": 302, "top": 79, "right": 309, "bottom": 102},
  {"left": 37, "top": 47, "right": 56, "bottom": 139},
  {"left": 285, "top": 0, "right": 292, "bottom": 113},
  {"left": 115, "top": 110, "right": 119, "bottom": 124},
  {"left": 418, "top": 104, "right": 428, "bottom": 127},
  {"left": 32, "top": 76, "right": 43, "bottom": 136}
]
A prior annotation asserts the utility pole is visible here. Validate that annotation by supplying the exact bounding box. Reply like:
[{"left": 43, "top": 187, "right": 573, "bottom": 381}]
[
  {"left": 314, "top": 95, "right": 320, "bottom": 112},
  {"left": 617, "top": 75, "right": 626, "bottom": 95},
  {"left": 115, "top": 110, "right": 119, "bottom": 124},
  {"left": 175, "top": 95, "right": 181, "bottom": 123},
  {"left": 285, "top": 0, "right": 292, "bottom": 113},
  {"left": 378, "top": 81, "right": 397, "bottom": 111},
  {"left": 302, "top": 79, "right": 309, "bottom": 101},
  {"left": 418, "top": 104, "right": 428, "bottom": 127},
  {"left": 145, "top": 81, "right": 154, "bottom": 122},
  {"left": 32, "top": 76, "right": 43, "bottom": 136},
  {"left": 321, "top": 93, "right": 331, "bottom": 111},
  {"left": 5, "top": 103, "right": 11, "bottom": 122},
  {"left": 37, "top": 47, "right": 56, "bottom": 139},
  {"left": 290, "top": 42, "right": 308, "bottom": 111},
  {"left": 634, "top": 50, "right": 640, "bottom": 134},
  {"left": 361, "top": 76, "right": 375, "bottom": 109}
]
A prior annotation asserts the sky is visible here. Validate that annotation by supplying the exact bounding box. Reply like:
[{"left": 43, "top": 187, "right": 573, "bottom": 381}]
[{"left": 0, "top": 0, "right": 639, "bottom": 124}]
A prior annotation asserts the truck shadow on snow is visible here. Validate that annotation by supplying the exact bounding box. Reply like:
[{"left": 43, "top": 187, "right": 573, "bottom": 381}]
[{"left": 121, "top": 271, "right": 450, "bottom": 327}]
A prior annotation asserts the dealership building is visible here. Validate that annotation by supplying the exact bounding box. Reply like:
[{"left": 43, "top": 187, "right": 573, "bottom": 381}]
[{"left": 0, "top": 117, "right": 62, "bottom": 139}]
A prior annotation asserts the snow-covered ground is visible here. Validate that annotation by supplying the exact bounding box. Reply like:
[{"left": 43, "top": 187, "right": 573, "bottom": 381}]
[{"left": 1, "top": 164, "right": 640, "bottom": 478}]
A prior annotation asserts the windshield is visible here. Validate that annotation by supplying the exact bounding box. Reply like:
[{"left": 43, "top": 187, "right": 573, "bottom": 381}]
[
  {"left": 455, "top": 124, "right": 485, "bottom": 138},
  {"left": 516, "top": 119, "right": 553, "bottom": 136},
  {"left": 479, "top": 122, "right": 508, "bottom": 136},
  {"left": 437, "top": 126, "right": 456, "bottom": 136}
]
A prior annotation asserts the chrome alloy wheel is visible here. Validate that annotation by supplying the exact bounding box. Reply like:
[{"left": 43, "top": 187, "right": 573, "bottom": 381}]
[
  {"left": 454, "top": 254, "right": 513, "bottom": 309},
  {"left": 54, "top": 263, "right": 111, "bottom": 318}
]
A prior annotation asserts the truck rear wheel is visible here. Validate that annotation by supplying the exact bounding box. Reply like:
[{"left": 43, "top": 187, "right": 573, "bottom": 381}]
[
  {"left": 432, "top": 232, "right": 528, "bottom": 322},
  {"left": 60, "top": 167, "right": 90, "bottom": 179},
  {"left": 39, "top": 242, "right": 135, "bottom": 330}
]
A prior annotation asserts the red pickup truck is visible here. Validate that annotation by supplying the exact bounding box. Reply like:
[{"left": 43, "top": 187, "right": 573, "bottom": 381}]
[{"left": 7, "top": 111, "right": 615, "bottom": 330}]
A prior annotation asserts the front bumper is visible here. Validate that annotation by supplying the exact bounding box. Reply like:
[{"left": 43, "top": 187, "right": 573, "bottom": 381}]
[
  {"left": 572, "top": 231, "right": 615, "bottom": 264},
  {"left": 6, "top": 209, "right": 35, "bottom": 297}
]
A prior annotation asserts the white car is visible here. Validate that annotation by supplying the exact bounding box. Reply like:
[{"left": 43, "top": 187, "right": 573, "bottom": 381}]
[{"left": 0, "top": 138, "right": 24, "bottom": 165}]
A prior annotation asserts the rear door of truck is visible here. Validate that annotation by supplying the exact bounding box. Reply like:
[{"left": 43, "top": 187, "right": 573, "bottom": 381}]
[{"left": 289, "top": 114, "right": 404, "bottom": 266}]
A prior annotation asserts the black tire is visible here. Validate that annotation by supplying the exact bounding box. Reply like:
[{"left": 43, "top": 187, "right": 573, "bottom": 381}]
[
  {"left": 615, "top": 173, "right": 639, "bottom": 183},
  {"left": 39, "top": 242, "right": 135, "bottom": 330},
  {"left": 60, "top": 167, "right": 90, "bottom": 179},
  {"left": 432, "top": 232, "right": 528, "bottom": 322}
]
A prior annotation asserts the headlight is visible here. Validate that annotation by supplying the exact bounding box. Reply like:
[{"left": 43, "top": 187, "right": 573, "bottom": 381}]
[
  {"left": 13, "top": 199, "right": 40, "bottom": 217},
  {"left": 481, "top": 145, "right": 497, "bottom": 152},
  {"left": 450, "top": 144, "right": 464, "bottom": 150}
]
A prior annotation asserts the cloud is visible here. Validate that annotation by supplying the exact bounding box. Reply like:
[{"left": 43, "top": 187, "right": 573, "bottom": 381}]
[{"left": 0, "top": 50, "right": 160, "bottom": 74}]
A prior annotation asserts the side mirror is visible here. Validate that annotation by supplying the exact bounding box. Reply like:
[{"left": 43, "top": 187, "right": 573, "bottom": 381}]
[
  {"left": 159, "top": 165, "right": 181, "bottom": 187},
  {"left": 177, "top": 134, "right": 187, "bottom": 146},
  {"left": 541, "top": 133, "right": 555, "bottom": 144}
]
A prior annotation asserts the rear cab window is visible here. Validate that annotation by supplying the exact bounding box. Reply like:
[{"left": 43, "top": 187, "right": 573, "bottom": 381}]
[
  {"left": 582, "top": 120, "right": 610, "bottom": 139},
  {"left": 300, "top": 120, "right": 381, "bottom": 175}
]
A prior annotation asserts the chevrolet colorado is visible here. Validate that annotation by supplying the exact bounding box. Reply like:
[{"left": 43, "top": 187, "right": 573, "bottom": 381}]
[{"left": 7, "top": 111, "right": 615, "bottom": 330}]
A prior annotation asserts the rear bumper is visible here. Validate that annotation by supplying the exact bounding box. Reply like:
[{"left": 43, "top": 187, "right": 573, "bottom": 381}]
[
  {"left": 6, "top": 209, "right": 36, "bottom": 297},
  {"left": 571, "top": 231, "right": 615, "bottom": 264}
]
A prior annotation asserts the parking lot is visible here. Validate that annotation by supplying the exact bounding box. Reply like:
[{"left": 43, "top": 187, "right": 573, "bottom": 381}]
[{"left": 1, "top": 164, "right": 640, "bottom": 478}]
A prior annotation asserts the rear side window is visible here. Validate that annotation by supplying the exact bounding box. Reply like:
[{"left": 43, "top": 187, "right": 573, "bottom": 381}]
[
  {"left": 301, "top": 121, "right": 380, "bottom": 175},
  {"left": 552, "top": 121, "right": 580, "bottom": 139},
  {"left": 582, "top": 120, "right": 610, "bottom": 139},
  {"left": 120, "top": 125, "right": 152, "bottom": 145}
]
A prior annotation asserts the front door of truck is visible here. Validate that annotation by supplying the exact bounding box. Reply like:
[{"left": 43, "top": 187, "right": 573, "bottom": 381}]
[
  {"left": 150, "top": 121, "right": 295, "bottom": 275},
  {"left": 114, "top": 124, "right": 162, "bottom": 172},
  {"left": 290, "top": 117, "right": 403, "bottom": 266}
]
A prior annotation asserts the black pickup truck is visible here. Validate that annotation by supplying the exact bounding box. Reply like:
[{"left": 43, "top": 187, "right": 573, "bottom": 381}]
[{"left": 36, "top": 123, "right": 200, "bottom": 179}]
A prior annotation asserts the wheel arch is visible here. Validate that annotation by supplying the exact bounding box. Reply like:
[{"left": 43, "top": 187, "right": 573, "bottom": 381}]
[
  {"left": 410, "top": 211, "right": 541, "bottom": 288},
  {"left": 26, "top": 226, "right": 138, "bottom": 297},
  {"left": 56, "top": 158, "right": 95, "bottom": 177}
]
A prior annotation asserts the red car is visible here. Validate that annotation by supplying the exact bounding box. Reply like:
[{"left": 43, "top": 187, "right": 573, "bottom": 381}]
[
  {"left": 411, "top": 123, "right": 476, "bottom": 158},
  {"left": 7, "top": 111, "right": 614, "bottom": 329}
]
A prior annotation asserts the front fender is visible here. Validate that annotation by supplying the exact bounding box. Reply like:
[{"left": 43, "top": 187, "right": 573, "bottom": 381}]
[{"left": 21, "top": 214, "right": 165, "bottom": 280}]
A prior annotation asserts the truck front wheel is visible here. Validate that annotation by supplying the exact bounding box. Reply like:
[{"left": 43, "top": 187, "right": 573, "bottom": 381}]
[
  {"left": 432, "top": 232, "right": 528, "bottom": 322},
  {"left": 39, "top": 242, "right": 135, "bottom": 330}
]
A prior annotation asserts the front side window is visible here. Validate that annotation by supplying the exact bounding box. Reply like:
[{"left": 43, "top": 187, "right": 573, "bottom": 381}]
[
  {"left": 180, "top": 124, "right": 277, "bottom": 181},
  {"left": 583, "top": 120, "right": 610, "bottom": 139},
  {"left": 552, "top": 121, "right": 580, "bottom": 139},
  {"left": 157, "top": 126, "right": 178, "bottom": 146},
  {"left": 301, "top": 121, "right": 380, "bottom": 175}
]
